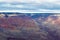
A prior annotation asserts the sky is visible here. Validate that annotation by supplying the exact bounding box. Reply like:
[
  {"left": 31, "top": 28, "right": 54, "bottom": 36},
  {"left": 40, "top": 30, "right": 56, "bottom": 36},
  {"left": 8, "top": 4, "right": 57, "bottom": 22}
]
[{"left": 0, "top": 0, "right": 60, "bottom": 13}]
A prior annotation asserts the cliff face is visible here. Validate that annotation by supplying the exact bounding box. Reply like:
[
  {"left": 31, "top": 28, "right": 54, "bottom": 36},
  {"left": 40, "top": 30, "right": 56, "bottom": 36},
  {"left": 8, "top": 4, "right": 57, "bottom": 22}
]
[
  {"left": 0, "top": 13, "right": 60, "bottom": 40},
  {"left": 36, "top": 16, "right": 60, "bottom": 40},
  {"left": 0, "top": 16, "right": 37, "bottom": 29},
  {"left": 0, "top": 16, "right": 41, "bottom": 40}
]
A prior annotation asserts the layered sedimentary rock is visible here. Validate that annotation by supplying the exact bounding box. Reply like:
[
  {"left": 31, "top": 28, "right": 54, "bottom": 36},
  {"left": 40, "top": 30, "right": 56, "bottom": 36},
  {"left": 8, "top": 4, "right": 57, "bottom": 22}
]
[{"left": 0, "top": 13, "right": 60, "bottom": 40}]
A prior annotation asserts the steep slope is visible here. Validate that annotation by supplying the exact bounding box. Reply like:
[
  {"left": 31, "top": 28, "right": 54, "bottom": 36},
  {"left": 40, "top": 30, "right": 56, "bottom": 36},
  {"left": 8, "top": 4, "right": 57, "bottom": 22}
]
[{"left": 0, "top": 13, "right": 60, "bottom": 40}]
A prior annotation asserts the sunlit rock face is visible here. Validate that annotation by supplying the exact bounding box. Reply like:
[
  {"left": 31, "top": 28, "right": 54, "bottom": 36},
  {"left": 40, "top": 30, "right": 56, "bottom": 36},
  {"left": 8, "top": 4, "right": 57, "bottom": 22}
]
[
  {"left": 43, "top": 16, "right": 60, "bottom": 38},
  {"left": 45, "top": 16, "right": 59, "bottom": 24},
  {"left": 0, "top": 13, "right": 60, "bottom": 40},
  {"left": 30, "top": 13, "right": 60, "bottom": 40}
]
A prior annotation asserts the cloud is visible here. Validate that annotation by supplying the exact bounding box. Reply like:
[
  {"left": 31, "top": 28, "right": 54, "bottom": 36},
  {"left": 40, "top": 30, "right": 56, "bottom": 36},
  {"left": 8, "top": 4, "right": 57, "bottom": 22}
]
[
  {"left": 0, "top": 0, "right": 59, "bottom": 3},
  {"left": 0, "top": 0, "right": 60, "bottom": 13}
]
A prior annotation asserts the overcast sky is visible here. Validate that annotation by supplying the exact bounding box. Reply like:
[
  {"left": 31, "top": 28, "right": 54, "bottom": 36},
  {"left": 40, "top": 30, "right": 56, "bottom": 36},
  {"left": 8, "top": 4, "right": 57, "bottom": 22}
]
[{"left": 0, "top": 0, "right": 60, "bottom": 13}]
